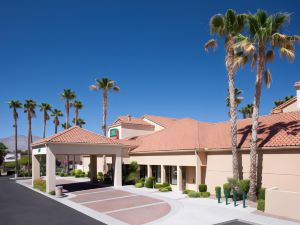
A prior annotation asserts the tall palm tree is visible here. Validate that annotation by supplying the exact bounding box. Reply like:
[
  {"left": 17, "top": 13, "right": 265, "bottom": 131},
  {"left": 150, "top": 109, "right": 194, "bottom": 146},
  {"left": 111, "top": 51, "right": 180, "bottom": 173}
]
[
  {"left": 237, "top": 10, "right": 299, "bottom": 200},
  {"left": 205, "top": 9, "right": 247, "bottom": 180},
  {"left": 274, "top": 95, "right": 294, "bottom": 107},
  {"left": 226, "top": 88, "right": 243, "bottom": 107},
  {"left": 24, "top": 99, "right": 37, "bottom": 174},
  {"left": 8, "top": 100, "right": 22, "bottom": 178},
  {"left": 39, "top": 103, "right": 52, "bottom": 138},
  {"left": 62, "top": 122, "right": 71, "bottom": 130},
  {"left": 72, "top": 118, "right": 85, "bottom": 128},
  {"left": 239, "top": 104, "right": 253, "bottom": 119},
  {"left": 51, "top": 109, "right": 63, "bottom": 134},
  {"left": 73, "top": 100, "right": 83, "bottom": 126},
  {"left": 89, "top": 77, "right": 120, "bottom": 136},
  {"left": 60, "top": 89, "right": 76, "bottom": 129}
]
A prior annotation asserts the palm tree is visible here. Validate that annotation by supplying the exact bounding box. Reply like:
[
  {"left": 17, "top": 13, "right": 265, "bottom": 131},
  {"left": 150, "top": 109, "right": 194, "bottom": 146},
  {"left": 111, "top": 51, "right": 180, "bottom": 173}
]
[
  {"left": 89, "top": 77, "right": 120, "bottom": 136},
  {"left": 8, "top": 100, "right": 22, "bottom": 178},
  {"left": 72, "top": 118, "right": 85, "bottom": 127},
  {"left": 62, "top": 122, "right": 71, "bottom": 130},
  {"left": 51, "top": 109, "right": 63, "bottom": 134},
  {"left": 239, "top": 104, "right": 253, "bottom": 119},
  {"left": 24, "top": 99, "right": 37, "bottom": 174},
  {"left": 39, "top": 103, "right": 52, "bottom": 138},
  {"left": 205, "top": 9, "right": 247, "bottom": 180},
  {"left": 274, "top": 95, "right": 294, "bottom": 107},
  {"left": 226, "top": 88, "right": 243, "bottom": 107},
  {"left": 237, "top": 10, "right": 299, "bottom": 200},
  {"left": 60, "top": 89, "right": 76, "bottom": 129},
  {"left": 73, "top": 100, "right": 83, "bottom": 126}
]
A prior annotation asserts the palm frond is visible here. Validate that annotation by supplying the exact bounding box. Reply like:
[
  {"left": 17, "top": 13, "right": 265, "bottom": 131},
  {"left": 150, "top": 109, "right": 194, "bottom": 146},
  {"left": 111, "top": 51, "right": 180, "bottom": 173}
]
[
  {"left": 89, "top": 85, "right": 98, "bottom": 91},
  {"left": 272, "top": 12, "right": 290, "bottom": 32},
  {"left": 233, "top": 35, "right": 255, "bottom": 55},
  {"left": 204, "top": 39, "right": 218, "bottom": 52},
  {"left": 251, "top": 53, "right": 257, "bottom": 71},
  {"left": 113, "top": 86, "right": 120, "bottom": 92},
  {"left": 266, "top": 50, "right": 274, "bottom": 62},
  {"left": 280, "top": 47, "right": 295, "bottom": 62},
  {"left": 264, "top": 69, "right": 272, "bottom": 88},
  {"left": 209, "top": 14, "right": 224, "bottom": 35}
]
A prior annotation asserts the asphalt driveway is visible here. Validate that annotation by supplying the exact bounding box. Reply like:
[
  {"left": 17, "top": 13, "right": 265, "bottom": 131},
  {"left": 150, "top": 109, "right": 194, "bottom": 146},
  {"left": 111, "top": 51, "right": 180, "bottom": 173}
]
[{"left": 0, "top": 176, "right": 105, "bottom": 225}]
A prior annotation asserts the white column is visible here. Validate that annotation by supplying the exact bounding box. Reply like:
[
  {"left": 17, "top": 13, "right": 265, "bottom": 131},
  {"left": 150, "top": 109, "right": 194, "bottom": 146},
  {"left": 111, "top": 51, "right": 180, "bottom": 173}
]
[
  {"left": 89, "top": 155, "right": 97, "bottom": 182},
  {"left": 161, "top": 165, "right": 166, "bottom": 183},
  {"left": 32, "top": 154, "right": 40, "bottom": 186},
  {"left": 195, "top": 152, "right": 201, "bottom": 191},
  {"left": 46, "top": 148, "right": 56, "bottom": 193},
  {"left": 177, "top": 165, "right": 183, "bottom": 191},
  {"left": 114, "top": 153, "right": 122, "bottom": 186},
  {"left": 147, "top": 165, "right": 152, "bottom": 178}
]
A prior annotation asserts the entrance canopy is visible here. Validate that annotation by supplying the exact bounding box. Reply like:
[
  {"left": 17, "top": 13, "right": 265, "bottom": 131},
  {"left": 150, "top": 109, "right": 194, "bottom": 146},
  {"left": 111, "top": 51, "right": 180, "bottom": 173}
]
[{"left": 31, "top": 126, "right": 124, "bottom": 193}]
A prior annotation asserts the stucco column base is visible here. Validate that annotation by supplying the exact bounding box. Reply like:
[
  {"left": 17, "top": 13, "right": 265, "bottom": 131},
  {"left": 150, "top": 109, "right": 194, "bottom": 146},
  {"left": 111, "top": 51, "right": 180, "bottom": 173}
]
[
  {"left": 46, "top": 148, "right": 56, "bottom": 193},
  {"left": 161, "top": 165, "right": 166, "bottom": 183},
  {"left": 32, "top": 154, "right": 40, "bottom": 186},
  {"left": 89, "top": 155, "right": 97, "bottom": 183}
]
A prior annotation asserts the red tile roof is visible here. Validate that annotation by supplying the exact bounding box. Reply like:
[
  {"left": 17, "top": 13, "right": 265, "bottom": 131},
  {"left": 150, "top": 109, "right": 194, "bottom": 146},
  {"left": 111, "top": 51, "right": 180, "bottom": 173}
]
[
  {"left": 32, "top": 126, "right": 121, "bottom": 146},
  {"left": 271, "top": 96, "right": 297, "bottom": 114},
  {"left": 109, "top": 115, "right": 154, "bottom": 128},
  {"left": 130, "top": 111, "right": 300, "bottom": 153},
  {"left": 143, "top": 115, "right": 178, "bottom": 128}
]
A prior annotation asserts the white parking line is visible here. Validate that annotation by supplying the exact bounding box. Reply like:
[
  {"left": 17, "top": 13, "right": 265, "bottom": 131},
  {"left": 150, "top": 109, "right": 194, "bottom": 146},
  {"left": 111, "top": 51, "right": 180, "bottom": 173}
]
[
  {"left": 104, "top": 201, "right": 166, "bottom": 214},
  {"left": 73, "top": 189, "right": 116, "bottom": 196},
  {"left": 80, "top": 194, "right": 138, "bottom": 205}
]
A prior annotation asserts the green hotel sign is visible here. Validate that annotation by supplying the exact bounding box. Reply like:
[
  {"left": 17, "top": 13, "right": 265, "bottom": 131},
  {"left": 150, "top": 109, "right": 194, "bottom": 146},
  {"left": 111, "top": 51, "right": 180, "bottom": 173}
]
[{"left": 110, "top": 128, "right": 118, "bottom": 137}]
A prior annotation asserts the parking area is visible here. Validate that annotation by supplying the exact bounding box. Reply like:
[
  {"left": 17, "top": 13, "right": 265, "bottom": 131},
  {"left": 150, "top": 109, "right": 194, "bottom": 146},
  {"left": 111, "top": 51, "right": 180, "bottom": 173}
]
[{"left": 68, "top": 186, "right": 171, "bottom": 225}]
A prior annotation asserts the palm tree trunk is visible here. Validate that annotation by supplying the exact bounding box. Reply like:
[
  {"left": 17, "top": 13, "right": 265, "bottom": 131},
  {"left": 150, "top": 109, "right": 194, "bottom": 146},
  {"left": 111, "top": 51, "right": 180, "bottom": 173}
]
[
  {"left": 102, "top": 92, "right": 108, "bottom": 136},
  {"left": 248, "top": 43, "right": 265, "bottom": 201},
  {"left": 14, "top": 114, "right": 18, "bottom": 178},
  {"left": 27, "top": 113, "right": 31, "bottom": 175},
  {"left": 43, "top": 111, "right": 46, "bottom": 138},
  {"left": 75, "top": 109, "right": 78, "bottom": 126},
  {"left": 225, "top": 36, "right": 239, "bottom": 180},
  {"left": 66, "top": 100, "right": 69, "bottom": 129}
]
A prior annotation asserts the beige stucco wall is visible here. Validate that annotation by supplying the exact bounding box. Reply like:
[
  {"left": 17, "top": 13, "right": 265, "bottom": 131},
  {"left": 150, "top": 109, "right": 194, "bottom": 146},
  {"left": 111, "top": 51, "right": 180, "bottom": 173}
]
[
  {"left": 142, "top": 118, "right": 164, "bottom": 131},
  {"left": 130, "top": 152, "right": 197, "bottom": 167},
  {"left": 282, "top": 101, "right": 297, "bottom": 113},
  {"left": 108, "top": 124, "right": 155, "bottom": 139},
  {"left": 205, "top": 150, "right": 300, "bottom": 193},
  {"left": 265, "top": 187, "right": 300, "bottom": 221}
]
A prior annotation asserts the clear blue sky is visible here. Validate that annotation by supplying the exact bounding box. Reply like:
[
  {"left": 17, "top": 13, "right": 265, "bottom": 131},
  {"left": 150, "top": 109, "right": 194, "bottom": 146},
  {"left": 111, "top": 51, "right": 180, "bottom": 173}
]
[{"left": 1, "top": 0, "right": 299, "bottom": 138}]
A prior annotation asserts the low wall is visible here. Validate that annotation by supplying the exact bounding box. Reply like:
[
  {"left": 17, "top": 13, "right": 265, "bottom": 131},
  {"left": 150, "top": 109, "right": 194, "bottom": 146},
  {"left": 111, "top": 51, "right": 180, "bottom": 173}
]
[{"left": 265, "top": 187, "right": 300, "bottom": 221}]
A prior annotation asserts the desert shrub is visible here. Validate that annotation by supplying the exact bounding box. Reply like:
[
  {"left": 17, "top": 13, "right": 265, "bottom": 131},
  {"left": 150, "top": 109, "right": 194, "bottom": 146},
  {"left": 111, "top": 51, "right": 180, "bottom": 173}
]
[
  {"left": 144, "top": 177, "right": 155, "bottom": 188},
  {"left": 49, "top": 190, "right": 56, "bottom": 195},
  {"left": 200, "top": 192, "right": 210, "bottom": 198},
  {"left": 258, "top": 188, "right": 266, "bottom": 200},
  {"left": 80, "top": 173, "right": 85, "bottom": 177},
  {"left": 98, "top": 172, "right": 103, "bottom": 177},
  {"left": 33, "top": 179, "right": 46, "bottom": 192},
  {"left": 215, "top": 186, "right": 221, "bottom": 197},
  {"left": 183, "top": 189, "right": 193, "bottom": 194},
  {"left": 199, "top": 184, "right": 207, "bottom": 192},
  {"left": 125, "top": 161, "right": 139, "bottom": 183},
  {"left": 159, "top": 186, "right": 172, "bottom": 192},
  {"left": 154, "top": 182, "right": 169, "bottom": 189},
  {"left": 60, "top": 172, "right": 65, "bottom": 177},
  {"left": 71, "top": 170, "right": 75, "bottom": 176},
  {"left": 188, "top": 191, "right": 201, "bottom": 198},
  {"left": 227, "top": 177, "right": 239, "bottom": 191},
  {"left": 135, "top": 182, "right": 143, "bottom": 188},
  {"left": 223, "top": 183, "right": 231, "bottom": 196},
  {"left": 257, "top": 199, "right": 265, "bottom": 211},
  {"left": 75, "top": 174, "right": 80, "bottom": 178},
  {"left": 238, "top": 179, "right": 250, "bottom": 194}
]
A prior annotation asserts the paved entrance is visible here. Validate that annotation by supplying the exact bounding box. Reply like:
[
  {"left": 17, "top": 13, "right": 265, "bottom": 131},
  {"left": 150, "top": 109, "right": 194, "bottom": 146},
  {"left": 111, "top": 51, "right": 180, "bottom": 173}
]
[{"left": 67, "top": 186, "right": 171, "bottom": 225}]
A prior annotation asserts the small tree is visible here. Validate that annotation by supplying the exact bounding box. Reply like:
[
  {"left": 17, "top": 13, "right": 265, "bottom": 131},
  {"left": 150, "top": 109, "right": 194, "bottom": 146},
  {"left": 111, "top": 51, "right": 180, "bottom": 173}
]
[{"left": 0, "top": 143, "right": 8, "bottom": 167}]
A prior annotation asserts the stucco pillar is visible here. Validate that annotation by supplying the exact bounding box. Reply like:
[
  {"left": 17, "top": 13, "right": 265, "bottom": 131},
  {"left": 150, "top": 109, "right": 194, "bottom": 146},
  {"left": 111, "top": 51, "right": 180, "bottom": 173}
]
[
  {"left": 177, "top": 165, "right": 183, "bottom": 191},
  {"left": 195, "top": 152, "right": 201, "bottom": 190},
  {"left": 32, "top": 154, "right": 40, "bottom": 186},
  {"left": 89, "top": 155, "right": 97, "bottom": 182},
  {"left": 147, "top": 165, "right": 152, "bottom": 178},
  {"left": 113, "top": 153, "right": 122, "bottom": 186},
  {"left": 46, "top": 148, "right": 56, "bottom": 193},
  {"left": 161, "top": 165, "right": 166, "bottom": 183}
]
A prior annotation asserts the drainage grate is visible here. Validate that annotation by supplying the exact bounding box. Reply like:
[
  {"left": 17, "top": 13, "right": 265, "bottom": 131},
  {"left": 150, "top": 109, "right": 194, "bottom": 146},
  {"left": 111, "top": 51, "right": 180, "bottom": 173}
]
[{"left": 214, "top": 219, "right": 258, "bottom": 225}]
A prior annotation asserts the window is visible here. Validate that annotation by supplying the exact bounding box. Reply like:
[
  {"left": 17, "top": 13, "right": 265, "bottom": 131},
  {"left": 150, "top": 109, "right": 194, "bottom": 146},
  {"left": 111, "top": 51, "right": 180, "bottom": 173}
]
[{"left": 166, "top": 166, "right": 177, "bottom": 185}]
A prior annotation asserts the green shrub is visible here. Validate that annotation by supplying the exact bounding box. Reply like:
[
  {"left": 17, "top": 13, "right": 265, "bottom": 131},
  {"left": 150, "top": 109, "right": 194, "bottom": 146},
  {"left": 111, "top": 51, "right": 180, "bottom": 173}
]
[
  {"left": 200, "top": 192, "right": 210, "bottom": 198},
  {"left": 154, "top": 182, "right": 169, "bottom": 189},
  {"left": 257, "top": 199, "right": 265, "bottom": 211},
  {"left": 33, "top": 179, "right": 46, "bottom": 192},
  {"left": 71, "top": 170, "right": 75, "bottom": 176},
  {"left": 98, "top": 172, "right": 103, "bottom": 177},
  {"left": 49, "top": 190, "right": 56, "bottom": 195},
  {"left": 80, "top": 173, "right": 85, "bottom": 177},
  {"left": 135, "top": 182, "right": 143, "bottom": 188},
  {"left": 215, "top": 186, "right": 221, "bottom": 197},
  {"left": 75, "top": 174, "right": 80, "bottom": 178},
  {"left": 188, "top": 191, "right": 201, "bottom": 198},
  {"left": 144, "top": 177, "right": 155, "bottom": 188},
  {"left": 223, "top": 183, "right": 231, "bottom": 196},
  {"left": 258, "top": 188, "right": 266, "bottom": 200},
  {"left": 199, "top": 184, "right": 207, "bottom": 192},
  {"left": 183, "top": 189, "right": 193, "bottom": 194},
  {"left": 238, "top": 179, "right": 250, "bottom": 194},
  {"left": 227, "top": 177, "right": 239, "bottom": 190},
  {"left": 60, "top": 172, "right": 65, "bottom": 177},
  {"left": 136, "top": 178, "right": 145, "bottom": 184},
  {"left": 159, "top": 186, "right": 172, "bottom": 192}
]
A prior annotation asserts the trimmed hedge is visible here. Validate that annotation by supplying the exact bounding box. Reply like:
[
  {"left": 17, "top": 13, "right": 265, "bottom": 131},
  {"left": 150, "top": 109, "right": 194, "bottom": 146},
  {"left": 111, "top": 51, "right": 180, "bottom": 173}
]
[
  {"left": 199, "top": 184, "right": 207, "bottom": 192},
  {"left": 257, "top": 199, "right": 265, "bottom": 211},
  {"left": 238, "top": 179, "right": 250, "bottom": 194},
  {"left": 258, "top": 188, "right": 266, "bottom": 200},
  {"left": 159, "top": 186, "right": 172, "bottom": 192},
  {"left": 200, "top": 192, "right": 210, "bottom": 198},
  {"left": 154, "top": 182, "right": 170, "bottom": 189},
  {"left": 215, "top": 186, "right": 221, "bottom": 197},
  {"left": 33, "top": 179, "right": 46, "bottom": 192},
  {"left": 135, "top": 182, "right": 143, "bottom": 188},
  {"left": 183, "top": 189, "right": 193, "bottom": 194},
  {"left": 188, "top": 191, "right": 201, "bottom": 198},
  {"left": 144, "top": 177, "right": 155, "bottom": 188},
  {"left": 223, "top": 183, "right": 231, "bottom": 196}
]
